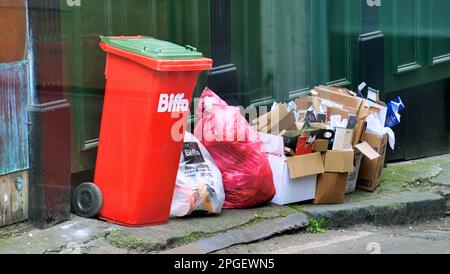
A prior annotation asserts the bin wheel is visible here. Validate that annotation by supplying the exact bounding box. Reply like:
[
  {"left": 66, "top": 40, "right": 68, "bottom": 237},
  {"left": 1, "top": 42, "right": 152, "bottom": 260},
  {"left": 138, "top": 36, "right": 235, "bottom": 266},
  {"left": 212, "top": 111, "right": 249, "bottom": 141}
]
[{"left": 72, "top": 183, "right": 103, "bottom": 218}]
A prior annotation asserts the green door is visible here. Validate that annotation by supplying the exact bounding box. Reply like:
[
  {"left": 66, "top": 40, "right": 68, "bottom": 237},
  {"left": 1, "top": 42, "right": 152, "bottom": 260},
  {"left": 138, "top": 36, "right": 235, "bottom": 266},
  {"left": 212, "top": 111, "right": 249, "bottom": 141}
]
[
  {"left": 381, "top": 0, "right": 450, "bottom": 93},
  {"left": 59, "top": 0, "right": 210, "bottom": 174},
  {"left": 230, "top": 0, "right": 360, "bottom": 107}
]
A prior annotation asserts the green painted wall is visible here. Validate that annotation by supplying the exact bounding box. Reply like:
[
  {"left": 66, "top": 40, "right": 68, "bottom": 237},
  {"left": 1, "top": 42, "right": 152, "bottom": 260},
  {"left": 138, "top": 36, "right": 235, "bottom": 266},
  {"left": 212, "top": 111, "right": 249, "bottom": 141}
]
[
  {"left": 59, "top": 0, "right": 450, "bottom": 173},
  {"left": 381, "top": 0, "right": 450, "bottom": 93},
  {"left": 59, "top": 0, "right": 210, "bottom": 173},
  {"left": 230, "top": 0, "right": 361, "bottom": 107}
]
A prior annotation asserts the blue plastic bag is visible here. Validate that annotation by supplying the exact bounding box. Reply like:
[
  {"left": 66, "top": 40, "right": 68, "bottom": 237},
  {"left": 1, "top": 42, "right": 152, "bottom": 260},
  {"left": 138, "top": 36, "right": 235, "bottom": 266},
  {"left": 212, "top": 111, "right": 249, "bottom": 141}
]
[{"left": 385, "top": 97, "right": 405, "bottom": 128}]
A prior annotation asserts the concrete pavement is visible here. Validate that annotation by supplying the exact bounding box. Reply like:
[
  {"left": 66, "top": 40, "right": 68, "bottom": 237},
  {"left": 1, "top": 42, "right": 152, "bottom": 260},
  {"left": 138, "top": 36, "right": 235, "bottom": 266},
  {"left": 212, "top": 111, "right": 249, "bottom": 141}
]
[
  {"left": 1, "top": 154, "right": 450, "bottom": 254},
  {"left": 215, "top": 217, "right": 450, "bottom": 254}
]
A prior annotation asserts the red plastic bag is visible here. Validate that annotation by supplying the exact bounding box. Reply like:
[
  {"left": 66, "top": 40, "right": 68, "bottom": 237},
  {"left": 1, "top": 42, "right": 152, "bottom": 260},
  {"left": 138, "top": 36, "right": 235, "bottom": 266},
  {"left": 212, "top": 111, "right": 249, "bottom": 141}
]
[{"left": 194, "top": 87, "right": 275, "bottom": 209}]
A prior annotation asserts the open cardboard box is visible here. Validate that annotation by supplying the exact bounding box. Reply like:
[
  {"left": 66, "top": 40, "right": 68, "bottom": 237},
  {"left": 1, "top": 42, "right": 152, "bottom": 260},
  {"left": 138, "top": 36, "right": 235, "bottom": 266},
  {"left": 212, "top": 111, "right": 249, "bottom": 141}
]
[
  {"left": 314, "top": 141, "right": 381, "bottom": 204},
  {"left": 314, "top": 150, "right": 353, "bottom": 205},
  {"left": 314, "top": 173, "right": 349, "bottom": 205},
  {"left": 323, "top": 150, "right": 355, "bottom": 173},
  {"left": 358, "top": 133, "right": 388, "bottom": 192},
  {"left": 315, "top": 86, "right": 362, "bottom": 113},
  {"left": 260, "top": 133, "right": 324, "bottom": 205}
]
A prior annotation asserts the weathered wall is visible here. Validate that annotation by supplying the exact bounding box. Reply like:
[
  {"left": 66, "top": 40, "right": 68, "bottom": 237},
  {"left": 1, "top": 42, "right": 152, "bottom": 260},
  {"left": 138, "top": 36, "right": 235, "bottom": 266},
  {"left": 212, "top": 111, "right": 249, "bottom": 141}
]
[
  {"left": 0, "top": 0, "right": 29, "bottom": 175},
  {"left": 0, "top": 171, "right": 29, "bottom": 227},
  {"left": 0, "top": 0, "right": 27, "bottom": 63},
  {"left": 0, "top": 0, "right": 29, "bottom": 227},
  {"left": 0, "top": 63, "right": 29, "bottom": 176}
]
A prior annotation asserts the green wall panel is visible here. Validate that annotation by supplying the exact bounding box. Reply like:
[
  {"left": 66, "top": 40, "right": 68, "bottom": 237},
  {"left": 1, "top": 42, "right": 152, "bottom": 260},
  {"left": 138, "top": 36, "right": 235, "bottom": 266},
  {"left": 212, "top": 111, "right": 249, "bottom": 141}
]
[
  {"left": 60, "top": 0, "right": 210, "bottom": 173},
  {"left": 381, "top": 0, "right": 450, "bottom": 93},
  {"left": 231, "top": 0, "right": 359, "bottom": 107},
  {"left": 57, "top": 0, "right": 450, "bottom": 174},
  {"left": 428, "top": 0, "right": 450, "bottom": 67}
]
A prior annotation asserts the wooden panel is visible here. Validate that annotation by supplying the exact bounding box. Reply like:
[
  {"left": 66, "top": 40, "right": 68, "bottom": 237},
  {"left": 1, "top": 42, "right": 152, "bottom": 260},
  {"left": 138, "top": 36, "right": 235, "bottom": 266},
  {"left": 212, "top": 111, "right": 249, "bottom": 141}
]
[
  {"left": 0, "top": 62, "right": 29, "bottom": 176},
  {"left": 0, "top": 171, "right": 28, "bottom": 227},
  {"left": 0, "top": 0, "right": 27, "bottom": 63}
]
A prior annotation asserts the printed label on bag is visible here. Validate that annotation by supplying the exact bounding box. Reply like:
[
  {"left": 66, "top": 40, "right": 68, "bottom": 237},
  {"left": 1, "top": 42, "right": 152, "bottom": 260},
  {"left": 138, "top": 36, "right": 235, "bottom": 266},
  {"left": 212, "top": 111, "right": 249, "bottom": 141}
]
[
  {"left": 183, "top": 142, "right": 206, "bottom": 165},
  {"left": 158, "top": 93, "right": 190, "bottom": 113}
]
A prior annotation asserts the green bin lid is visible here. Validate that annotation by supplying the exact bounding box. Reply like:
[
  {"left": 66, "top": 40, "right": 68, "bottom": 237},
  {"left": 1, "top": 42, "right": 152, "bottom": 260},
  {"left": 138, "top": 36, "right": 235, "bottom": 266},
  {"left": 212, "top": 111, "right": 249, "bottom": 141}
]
[{"left": 100, "top": 36, "right": 203, "bottom": 60}]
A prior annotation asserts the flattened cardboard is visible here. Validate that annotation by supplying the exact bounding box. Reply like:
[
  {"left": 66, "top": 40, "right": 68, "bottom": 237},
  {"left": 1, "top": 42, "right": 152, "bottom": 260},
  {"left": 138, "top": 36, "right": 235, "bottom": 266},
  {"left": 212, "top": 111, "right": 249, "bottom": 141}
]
[
  {"left": 287, "top": 152, "right": 324, "bottom": 179},
  {"left": 271, "top": 104, "right": 289, "bottom": 121},
  {"left": 260, "top": 133, "right": 284, "bottom": 156},
  {"left": 296, "top": 97, "right": 313, "bottom": 111},
  {"left": 324, "top": 150, "right": 355, "bottom": 173},
  {"left": 269, "top": 155, "right": 317, "bottom": 205},
  {"left": 252, "top": 112, "right": 271, "bottom": 131},
  {"left": 271, "top": 111, "right": 296, "bottom": 134},
  {"left": 252, "top": 104, "right": 297, "bottom": 134},
  {"left": 309, "top": 123, "right": 329, "bottom": 130},
  {"left": 355, "top": 142, "right": 380, "bottom": 161},
  {"left": 313, "top": 139, "right": 329, "bottom": 152},
  {"left": 324, "top": 86, "right": 356, "bottom": 97},
  {"left": 312, "top": 95, "right": 321, "bottom": 114},
  {"left": 366, "top": 100, "right": 388, "bottom": 126},
  {"left": 332, "top": 128, "right": 354, "bottom": 151},
  {"left": 313, "top": 172, "right": 348, "bottom": 205},
  {"left": 343, "top": 106, "right": 359, "bottom": 115},
  {"left": 358, "top": 133, "right": 388, "bottom": 192},
  {"left": 352, "top": 120, "right": 367, "bottom": 146},
  {"left": 357, "top": 101, "right": 370, "bottom": 120},
  {"left": 315, "top": 86, "right": 361, "bottom": 110},
  {"left": 328, "top": 107, "right": 350, "bottom": 120}
]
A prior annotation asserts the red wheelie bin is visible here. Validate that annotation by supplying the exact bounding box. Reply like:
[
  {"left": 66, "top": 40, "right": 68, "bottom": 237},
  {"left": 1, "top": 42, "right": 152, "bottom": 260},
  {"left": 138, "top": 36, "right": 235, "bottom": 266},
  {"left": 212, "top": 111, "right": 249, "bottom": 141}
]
[{"left": 72, "top": 36, "right": 212, "bottom": 226}]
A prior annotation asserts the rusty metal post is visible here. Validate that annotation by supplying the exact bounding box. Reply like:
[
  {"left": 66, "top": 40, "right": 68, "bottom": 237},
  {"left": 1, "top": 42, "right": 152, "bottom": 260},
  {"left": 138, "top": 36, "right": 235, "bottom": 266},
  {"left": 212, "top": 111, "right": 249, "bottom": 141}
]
[{"left": 27, "top": 0, "right": 72, "bottom": 228}]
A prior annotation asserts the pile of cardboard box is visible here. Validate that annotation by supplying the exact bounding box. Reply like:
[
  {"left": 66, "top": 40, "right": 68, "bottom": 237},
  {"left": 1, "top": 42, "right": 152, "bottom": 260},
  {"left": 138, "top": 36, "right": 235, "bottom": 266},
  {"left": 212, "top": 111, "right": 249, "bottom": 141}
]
[{"left": 254, "top": 86, "right": 391, "bottom": 205}]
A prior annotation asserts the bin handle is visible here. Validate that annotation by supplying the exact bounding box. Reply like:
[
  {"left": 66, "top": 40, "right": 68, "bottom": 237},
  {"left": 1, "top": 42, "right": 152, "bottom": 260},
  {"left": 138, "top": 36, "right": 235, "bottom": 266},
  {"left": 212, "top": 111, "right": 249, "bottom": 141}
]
[
  {"left": 185, "top": 45, "right": 197, "bottom": 52},
  {"left": 143, "top": 46, "right": 162, "bottom": 54}
]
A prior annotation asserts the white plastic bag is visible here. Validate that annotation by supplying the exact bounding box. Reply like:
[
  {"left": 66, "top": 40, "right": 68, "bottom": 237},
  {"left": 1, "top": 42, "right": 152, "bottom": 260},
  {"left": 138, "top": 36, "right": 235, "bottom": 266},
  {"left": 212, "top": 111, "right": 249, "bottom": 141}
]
[{"left": 170, "top": 132, "right": 225, "bottom": 217}]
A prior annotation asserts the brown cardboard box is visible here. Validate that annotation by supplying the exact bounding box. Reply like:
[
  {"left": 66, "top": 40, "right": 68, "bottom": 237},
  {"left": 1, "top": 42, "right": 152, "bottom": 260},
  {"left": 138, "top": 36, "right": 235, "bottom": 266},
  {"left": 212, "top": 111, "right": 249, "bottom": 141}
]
[
  {"left": 252, "top": 104, "right": 297, "bottom": 134},
  {"left": 313, "top": 172, "right": 348, "bottom": 205},
  {"left": 287, "top": 152, "right": 325, "bottom": 179},
  {"left": 324, "top": 150, "right": 355, "bottom": 173},
  {"left": 355, "top": 141, "right": 381, "bottom": 161},
  {"left": 328, "top": 107, "right": 350, "bottom": 120},
  {"left": 271, "top": 111, "right": 297, "bottom": 134},
  {"left": 296, "top": 97, "right": 313, "bottom": 111},
  {"left": 346, "top": 142, "right": 381, "bottom": 194},
  {"left": 352, "top": 120, "right": 367, "bottom": 146},
  {"left": 313, "top": 139, "right": 329, "bottom": 152},
  {"left": 315, "top": 86, "right": 362, "bottom": 110},
  {"left": 357, "top": 133, "right": 388, "bottom": 192},
  {"left": 262, "top": 134, "right": 321, "bottom": 205}
]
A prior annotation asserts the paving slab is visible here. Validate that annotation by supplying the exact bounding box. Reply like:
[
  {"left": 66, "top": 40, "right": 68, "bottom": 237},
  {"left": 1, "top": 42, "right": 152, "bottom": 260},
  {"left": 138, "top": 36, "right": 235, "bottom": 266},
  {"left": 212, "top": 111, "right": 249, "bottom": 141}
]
[
  {"left": 302, "top": 191, "right": 447, "bottom": 228},
  {"left": 0, "top": 204, "right": 296, "bottom": 254},
  {"left": 2, "top": 154, "right": 450, "bottom": 254},
  {"left": 163, "top": 213, "right": 308, "bottom": 254}
]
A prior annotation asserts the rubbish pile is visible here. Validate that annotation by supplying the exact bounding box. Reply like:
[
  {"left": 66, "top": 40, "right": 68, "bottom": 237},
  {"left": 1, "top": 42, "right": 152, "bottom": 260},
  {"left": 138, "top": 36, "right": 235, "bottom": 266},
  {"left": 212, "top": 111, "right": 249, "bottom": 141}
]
[{"left": 170, "top": 86, "right": 405, "bottom": 217}]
